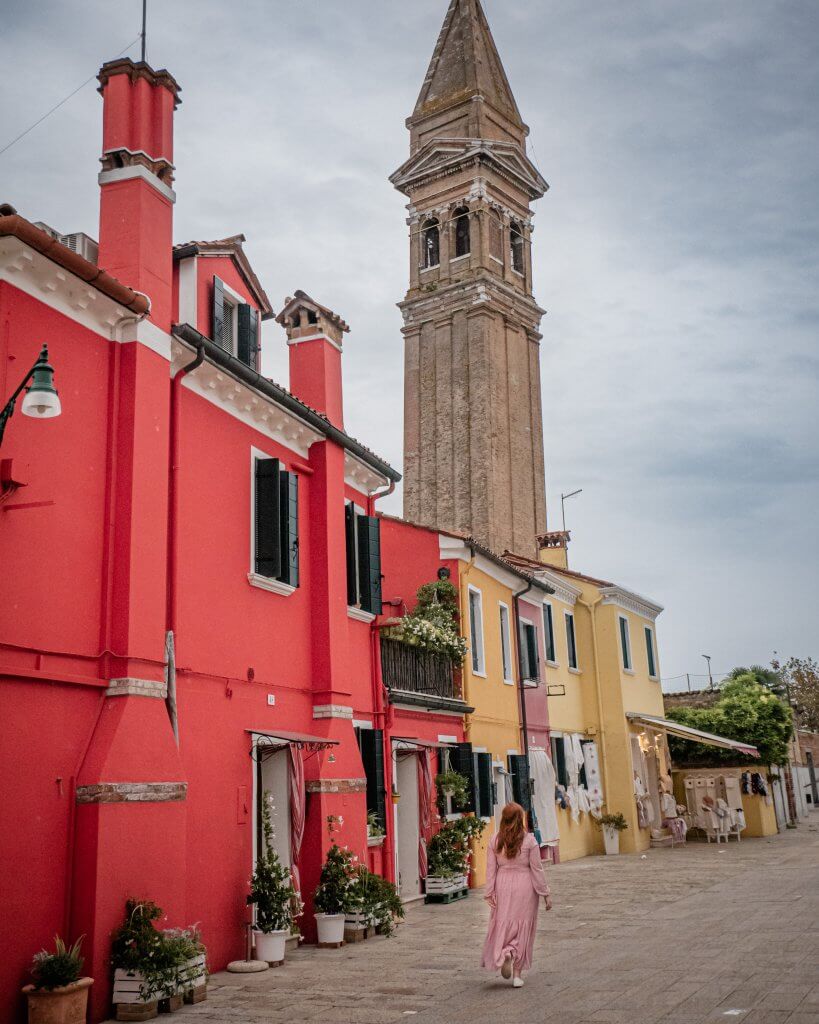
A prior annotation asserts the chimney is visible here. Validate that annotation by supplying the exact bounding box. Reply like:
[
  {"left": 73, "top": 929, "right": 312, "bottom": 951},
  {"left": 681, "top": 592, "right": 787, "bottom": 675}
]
[
  {"left": 537, "top": 530, "right": 570, "bottom": 570},
  {"left": 97, "top": 59, "right": 181, "bottom": 332},
  {"left": 277, "top": 291, "right": 349, "bottom": 428}
]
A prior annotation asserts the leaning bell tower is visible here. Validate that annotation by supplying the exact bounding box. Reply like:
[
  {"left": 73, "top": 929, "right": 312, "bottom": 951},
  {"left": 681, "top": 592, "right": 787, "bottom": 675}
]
[{"left": 391, "top": 0, "right": 549, "bottom": 558}]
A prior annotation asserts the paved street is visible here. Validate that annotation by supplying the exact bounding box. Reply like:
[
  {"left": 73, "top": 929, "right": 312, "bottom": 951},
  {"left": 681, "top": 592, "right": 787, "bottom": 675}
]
[{"left": 172, "top": 826, "right": 819, "bottom": 1024}]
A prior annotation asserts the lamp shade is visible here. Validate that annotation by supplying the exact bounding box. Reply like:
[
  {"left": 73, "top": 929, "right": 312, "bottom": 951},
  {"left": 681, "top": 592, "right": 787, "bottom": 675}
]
[{"left": 21, "top": 345, "right": 61, "bottom": 419}]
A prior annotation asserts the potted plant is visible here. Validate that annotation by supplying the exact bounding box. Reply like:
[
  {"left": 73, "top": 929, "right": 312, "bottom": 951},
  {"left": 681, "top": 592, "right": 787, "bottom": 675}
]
[
  {"left": 110, "top": 899, "right": 189, "bottom": 1019},
  {"left": 23, "top": 935, "right": 92, "bottom": 1024},
  {"left": 435, "top": 770, "right": 468, "bottom": 809},
  {"left": 313, "top": 844, "right": 356, "bottom": 945},
  {"left": 367, "top": 872, "right": 405, "bottom": 937},
  {"left": 367, "top": 810, "right": 385, "bottom": 845},
  {"left": 599, "top": 812, "right": 629, "bottom": 855},
  {"left": 390, "top": 787, "right": 400, "bottom": 804},
  {"left": 248, "top": 794, "right": 299, "bottom": 965},
  {"left": 426, "top": 816, "right": 486, "bottom": 895},
  {"left": 163, "top": 927, "right": 207, "bottom": 1004}
]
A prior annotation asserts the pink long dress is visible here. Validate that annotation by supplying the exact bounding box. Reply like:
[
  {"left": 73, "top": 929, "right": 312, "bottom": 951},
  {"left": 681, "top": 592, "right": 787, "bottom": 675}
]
[{"left": 481, "top": 832, "right": 550, "bottom": 972}]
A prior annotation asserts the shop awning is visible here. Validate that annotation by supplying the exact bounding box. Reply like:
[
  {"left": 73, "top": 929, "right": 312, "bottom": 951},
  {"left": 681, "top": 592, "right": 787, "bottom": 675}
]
[
  {"left": 247, "top": 729, "right": 339, "bottom": 758},
  {"left": 392, "top": 737, "right": 452, "bottom": 751},
  {"left": 626, "top": 712, "right": 760, "bottom": 759}
]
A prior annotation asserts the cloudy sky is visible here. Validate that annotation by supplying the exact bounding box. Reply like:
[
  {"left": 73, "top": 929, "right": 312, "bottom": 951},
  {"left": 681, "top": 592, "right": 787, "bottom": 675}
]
[{"left": 2, "top": 0, "right": 817, "bottom": 687}]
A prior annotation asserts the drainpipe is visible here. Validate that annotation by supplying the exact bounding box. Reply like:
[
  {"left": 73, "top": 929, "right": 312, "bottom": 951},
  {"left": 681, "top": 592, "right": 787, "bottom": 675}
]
[
  {"left": 461, "top": 546, "right": 478, "bottom": 743},
  {"left": 512, "top": 578, "right": 534, "bottom": 829},
  {"left": 165, "top": 341, "right": 205, "bottom": 740},
  {"left": 577, "top": 594, "right": 611, "bottom": 802}
]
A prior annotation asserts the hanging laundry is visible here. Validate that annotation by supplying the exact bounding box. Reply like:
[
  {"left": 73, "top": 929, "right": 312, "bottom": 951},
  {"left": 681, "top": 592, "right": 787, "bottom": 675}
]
[
  {"left": 529, "top": 748, "right": 560, "bottom": 847},
  {"left": 741, "top": 771, "right": 751, "bottom": 794},
  {"left": 582, "top": 742, "right": 604, "bottom": 811},
  {"left": 636, "top": 798, "right": 648, "bottom": 829}
]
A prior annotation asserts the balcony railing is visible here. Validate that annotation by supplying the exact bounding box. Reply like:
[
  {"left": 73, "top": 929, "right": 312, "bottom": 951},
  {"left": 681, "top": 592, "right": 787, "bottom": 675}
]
[{"left": 379, "top": 636, "right": 462, "bottom": 702}]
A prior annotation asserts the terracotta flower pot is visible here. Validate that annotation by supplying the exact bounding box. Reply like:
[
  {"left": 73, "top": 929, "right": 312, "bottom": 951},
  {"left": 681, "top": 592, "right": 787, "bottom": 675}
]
[{"left": 23, "top": 977, "right": 93, "bottom": 1024}]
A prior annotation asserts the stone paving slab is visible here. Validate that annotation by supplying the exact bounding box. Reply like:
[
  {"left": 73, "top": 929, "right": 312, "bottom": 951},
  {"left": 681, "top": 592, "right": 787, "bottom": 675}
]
[{"left": 124, "top": 823, "right": 819, "bottom": 1024}]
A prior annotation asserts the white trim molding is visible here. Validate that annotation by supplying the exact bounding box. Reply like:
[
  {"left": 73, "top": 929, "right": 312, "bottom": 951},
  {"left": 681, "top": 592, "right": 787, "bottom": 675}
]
[
  {"left": 533, "top": 568, "right": 581, "bottom": 606},
  {"left": 348, "top": 606, "right": 376, "bottom": 623},
  {"left": 286, "top": 331, "right": 343, "bottom": 352},
  {"left": 600, "top": 586, "right": 663, "bottom": 621},
  {"left": 312, "top": 704, "right": 354, "bottom": 720},
  {"left": 98, "top": 164, "right": 177, "bottom": 204},
  {"left": 344, "top": 451, "right": 390, "bottom": 495},
  {"left": 247, "top": 573, "right": 296, "bottom": 597}
]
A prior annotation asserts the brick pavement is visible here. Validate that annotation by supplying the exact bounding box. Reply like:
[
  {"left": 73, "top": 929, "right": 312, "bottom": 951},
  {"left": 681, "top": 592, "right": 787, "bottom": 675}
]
[{"left": 156, "top": 824, "right": 819, "bottom": 1024}]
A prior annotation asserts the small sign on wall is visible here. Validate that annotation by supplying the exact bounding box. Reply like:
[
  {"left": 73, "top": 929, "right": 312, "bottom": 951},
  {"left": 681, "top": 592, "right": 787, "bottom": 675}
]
[{"left": 267, "top": 694, "right": 276, "bottom": 706}]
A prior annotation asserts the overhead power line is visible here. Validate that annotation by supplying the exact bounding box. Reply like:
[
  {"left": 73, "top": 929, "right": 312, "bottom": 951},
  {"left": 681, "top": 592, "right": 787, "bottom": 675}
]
[{"left": 0, "top": 34, "right": 142, "bottom": 160}]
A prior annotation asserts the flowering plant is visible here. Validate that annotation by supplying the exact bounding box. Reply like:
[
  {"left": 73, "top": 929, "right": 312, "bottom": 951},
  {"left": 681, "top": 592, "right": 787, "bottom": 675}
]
[
  {"left": 247, "top": 793, "right": 299, "bottom": 933},
  {"left": 385, "top": 579, "right": 468, "bottom": 663},
  {"left": 110, "top": 899, "right": 196, "bottom": 1001},
  {"left": 427, "top": 816, "right": 486, "bottom": 878},
  {"left": 313, "top": 844, "right": 357, "bottom": 915}
]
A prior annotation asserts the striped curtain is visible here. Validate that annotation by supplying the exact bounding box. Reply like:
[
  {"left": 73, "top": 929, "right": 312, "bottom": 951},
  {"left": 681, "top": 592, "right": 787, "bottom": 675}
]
[
  {"left": 288, "top": 744, "right": 305, "bottom": 893},
  {"left": 418, "top": 750, "right": 433, "bottom": 880}
]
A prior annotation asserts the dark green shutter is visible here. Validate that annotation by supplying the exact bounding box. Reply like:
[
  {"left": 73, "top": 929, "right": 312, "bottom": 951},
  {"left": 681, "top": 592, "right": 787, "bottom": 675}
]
[
  {"left": 451, "top": 742, "right": 477, "bottom": 813},
  {"left": 357, "top": 514, "right": 382, "bottom": 615},
  {"left": 476, "top": 753, "right": 493, "bottom": 818},
  {"left": 551, "top": 737, "right": 569, "bottom": 788},
  {"left": 345, "top": 503, "right": 358, "bottom": 605},
  {"left": 526, "top": 624, "right": 539, "bottom": 680},
  {"left": 359, "top": 729, "right": 386, "bottom": 830},
  {"left": 508, "top": 754, "right": 532, "bottom": 818},
  {"left": 645, "top": 627, "right": 656, "bottom": 677},
  {"left": 544, "top": 605, "right": 555, "bottom": 662},
  {"left": 254, "top": 458, "right": 281, "bottom": 578},
  {"left": 237, "top": 304, "right": 258, "bottom": 368},
  {"left": 213, "top": 276, "right": 226, "bottom": 349},
  {"left": 278, "top": 471, "right": 299, "bottom": 587}
]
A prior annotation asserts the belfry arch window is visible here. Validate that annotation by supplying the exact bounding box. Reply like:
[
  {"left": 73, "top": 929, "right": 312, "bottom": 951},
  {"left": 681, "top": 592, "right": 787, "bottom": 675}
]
[
  {"left": 421, "top": 219, "right": 440, "bottom": 269},
  {"left": 489, "top": 212, "right": 503, "bottom": 262},
  {"left": 453, "top": 206, "right": 471, "bottom": 258},
  {"left": 510, "top": 221, "right": 525, "bottom": 275}
]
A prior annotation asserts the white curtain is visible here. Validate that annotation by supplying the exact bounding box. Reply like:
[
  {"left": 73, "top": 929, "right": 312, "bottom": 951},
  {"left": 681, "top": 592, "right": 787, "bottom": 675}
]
[
  {"left": 417, "top": 750, "right": 433, "bottom": 879},
  {"left": 529, "top": 749, "right": 560, "bottom": 847},
  {"left": 287, "top": 745, "right": 305, "bottom": 893}
]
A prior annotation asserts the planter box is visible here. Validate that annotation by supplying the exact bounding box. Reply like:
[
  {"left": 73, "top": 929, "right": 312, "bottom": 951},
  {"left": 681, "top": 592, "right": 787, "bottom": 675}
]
[
  {"left": 113, "top": 970, "right": 159, "bottom": 1020},
  {"left": 344, "top": 911, "right": 373, "bottom": 928},
  {"left": 425, "top": 874, "right": 466, "bottom": 895},
  {"left": 178, "top": 954, "right": 207, "bottom": 1004},
  {"left": 367, "top": 834, "right": 385, "bottom": 847},
  {"left": 158, "top": 994, "right": 182, "bottom": 1013},
  {"left": 23, "top": 977, "right": 93, "bottom": 1024}
]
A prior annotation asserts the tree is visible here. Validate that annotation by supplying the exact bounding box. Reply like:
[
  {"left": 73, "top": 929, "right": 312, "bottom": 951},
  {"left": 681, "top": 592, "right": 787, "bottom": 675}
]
[
  {"left": 724, "top": 664, "right": 784, "bottom": 696},
  {"left": 773, "top": 656, "right": 819, "bottom": 731},
  {"left": 667, "top": 674, "right": 793, "bottom": 766}
]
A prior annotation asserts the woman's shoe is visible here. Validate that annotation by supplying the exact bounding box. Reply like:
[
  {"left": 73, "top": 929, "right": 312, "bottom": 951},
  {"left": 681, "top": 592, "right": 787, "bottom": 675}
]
[
  {"left": 501, "top": 956, "right": 512, "bottom": 980},
  {"left": 512, "top": 976, "right": 524, "bottom": 988}
]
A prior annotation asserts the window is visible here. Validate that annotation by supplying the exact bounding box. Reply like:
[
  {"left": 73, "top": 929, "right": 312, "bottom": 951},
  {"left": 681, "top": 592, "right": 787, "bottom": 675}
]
[
  {"left": 510, "top": 221, "right": 524, "bottom": 274},
  {"left": 619, "top": 615, "right": 632, "bottom": 671},
  {"left": 550, "top": 736, "right": 569, "bottom": 788},
  {"left": 489, "top": 212, "right": 503, "bottom": 262},
  {"left": 452, "top": 206, "right": 470, "bottom": 258},
  {"left": 565, "top": 612, "right": 578, "bottom": 669},
  {"left": 499, "top": 603, "right": 513, "bottom": 683},
  {"left": 450, "top": 742, "right": 477, "bottom": 814},
  {"left": 543, "top": 603, "right": 556, "bottom": 663},
  {"left": 253, "top": 457, "right": 299, "bottom": 588},
  {"left": 475, "top": 751, "right": 493, "bottom": 819},
  {"left": 213, "top": 276, "right": 259, "bottom": 369},
  {"left": 645, "top": 626, "right": 657, "bottom": 678},
  {"left": 468, "top": 586, "right": 485, "bottom": 675},
  {"left": 520, "top": 620, "right": 539, "bottom": 683},
  {"left": 345, "top": 502, "right": 382, "bottom": 614},
  {"left": 421, "top": 219, "right": 440, "bottom": 269},
  {"left": 507, "top": 754, "right": 532, "bottom": 816},
  {"left": 357, "top": 728, "right": 386, "bottom": 832}
]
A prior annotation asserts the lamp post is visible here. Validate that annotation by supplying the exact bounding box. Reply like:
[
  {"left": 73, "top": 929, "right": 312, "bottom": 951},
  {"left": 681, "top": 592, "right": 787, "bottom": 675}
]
[
  {"left": 560, "top": 488, "right": 583, "bottom": 532},
  {"left": 702, "top": 654, "right": 713, "bottom": 690},
  {"left": 0, "top": 345, "right": 61, "bottom": 447}
]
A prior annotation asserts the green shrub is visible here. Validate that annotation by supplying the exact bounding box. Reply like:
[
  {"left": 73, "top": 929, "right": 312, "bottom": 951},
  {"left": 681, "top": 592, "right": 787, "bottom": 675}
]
[{"left": 30, "top": 935, "right": 84, "bottom": 990}]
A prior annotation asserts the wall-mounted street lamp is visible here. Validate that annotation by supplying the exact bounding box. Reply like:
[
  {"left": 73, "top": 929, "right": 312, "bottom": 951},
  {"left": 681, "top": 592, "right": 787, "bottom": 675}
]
[{"left": 0, "top": 345, "right": 61, "bottom": 447}]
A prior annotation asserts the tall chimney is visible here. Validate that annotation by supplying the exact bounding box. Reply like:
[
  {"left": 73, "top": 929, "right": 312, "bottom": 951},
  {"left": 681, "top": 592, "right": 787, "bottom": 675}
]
[
  {"left": 97, "top": 59, "right": 181, "bottom": 332},
  {"left": 277, "top": 291, "right": 349, "bottom": 429}
]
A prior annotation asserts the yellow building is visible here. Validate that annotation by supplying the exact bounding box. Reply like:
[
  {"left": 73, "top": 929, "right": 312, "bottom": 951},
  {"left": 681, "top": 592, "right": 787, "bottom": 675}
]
[{"left": 438, "top": 532, "right": 552, "bottom": 884}]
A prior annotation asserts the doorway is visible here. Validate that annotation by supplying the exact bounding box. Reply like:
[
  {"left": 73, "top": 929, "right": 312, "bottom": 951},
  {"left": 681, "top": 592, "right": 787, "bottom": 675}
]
[
  {"left": 254, "top": 746, "right": 291, "bottom": 869},
  {"left": 395, "top": 753, "right": 420, "bottom": 899}
]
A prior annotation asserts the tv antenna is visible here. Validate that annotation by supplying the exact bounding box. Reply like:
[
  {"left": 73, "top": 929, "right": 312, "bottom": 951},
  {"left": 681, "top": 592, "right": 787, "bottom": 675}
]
[
  {"left": 560, "top": 489, "right": 583, "bottom": 532},
  {"left": 141, "top": 0, "right": 147, "bottom": 63}
]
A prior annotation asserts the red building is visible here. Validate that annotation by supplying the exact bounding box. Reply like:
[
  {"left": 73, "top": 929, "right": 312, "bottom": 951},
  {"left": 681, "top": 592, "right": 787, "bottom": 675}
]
[{"left": 0, "top": 57, "right": 472, "bottom": 1023}]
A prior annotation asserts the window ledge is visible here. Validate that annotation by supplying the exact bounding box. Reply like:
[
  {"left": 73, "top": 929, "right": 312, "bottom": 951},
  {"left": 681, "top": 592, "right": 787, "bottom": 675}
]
[
  {"left": 450, "top": 252, "right": 470, "bottom": 263},
  {"left": 348, "top": 606, "right": 376, "bottom": 623},
  {"left": 567, "top": 666, "right": 582, "bottom": 675},
  {"left": 420, "top": 264, "right": 439, "bottom": 273},
  {"left": 247, "top": 573, "right": 296, "bottom": 597},
  {"left": 522, "top": 679, "right": 539, "bottom": 688},
  {"left": 649, "top": 675, "right": 660, "bottom": 682},
  {"left": 511, "top": 268, "right": 525, "bottom": 278},
  {"left": 502, "top": 677, "right": 515, "bottom": 686},
  {"left": 471, "top": 669, "right": 487, "bottom": 679},
  {"left": 545, "top": 660, "right": 559, "bottom": 668},
  {"left": 489, "top": 255, "right": 504, "bottom": 265},
  {"left": 367, "top": 835, "right": 385, "bottom": 848},
  {"left": 622, "top": 668, "right": 636, "bottom": 676}
]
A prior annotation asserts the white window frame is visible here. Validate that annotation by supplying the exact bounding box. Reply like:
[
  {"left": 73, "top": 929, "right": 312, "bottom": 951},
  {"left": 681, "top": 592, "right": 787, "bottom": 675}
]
[
  {"left": 499, "top": 602, "right": 513, "bottom": 684},
  {"left": 467, "top": 585, "right": 486, "bottom": 677},
  {"left": 619, "top": 615, "right": 634, "bottom": 673},
  {"left": 220, "top": 279, "right": 245, "bottom": 357},
  {"left": 543, "top": 601, "right": 557, "bottom": 665},
  {"left": 645, "top": 625, "right": 658, "bottom": 680},
  {"left": 248, "top": 447, "right": 296, "bottom": 597},
  {"left": 565, "top": 611, "right": 579, "bottom": 671}
]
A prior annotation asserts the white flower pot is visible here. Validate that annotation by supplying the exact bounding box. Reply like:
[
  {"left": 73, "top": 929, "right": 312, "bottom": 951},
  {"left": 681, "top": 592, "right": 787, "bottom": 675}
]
[
  {"left": 254, "top": 929, "right": 288, "bottom": 964},
  {"left": 315, "top": 913, "right": 346, "bottom": 944},
  {"left": 603, "top": 826, "right": 620, "bottom": 855}
]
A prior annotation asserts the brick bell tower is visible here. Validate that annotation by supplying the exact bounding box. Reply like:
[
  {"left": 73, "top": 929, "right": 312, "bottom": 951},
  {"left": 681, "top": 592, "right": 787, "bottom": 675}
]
[{"left": 391, "top": 0, "right": 548, "bottom": 557}]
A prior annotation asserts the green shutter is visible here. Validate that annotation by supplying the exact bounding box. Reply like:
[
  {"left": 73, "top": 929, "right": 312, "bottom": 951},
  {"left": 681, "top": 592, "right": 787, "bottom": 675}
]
[
  {"left": 507, "top": 754, "right": 532, "bottom": 818},
  {"left": 645, "top": 627, "right": 656, "bottom": 677},
  {"left": 476, "top": 753, "right": 493, "bottom": 818},
  {"left": 620, "top": 617, "right": 631, "bottom": 670},
  {"left": 526, "top": 624, "right": 539, "bottom": 681},
  {"left": 254, "top": 458, "right": 281, "bottom": 578},
  {"left": 359, "top": 729, "right": 386, "bottom": 830},
  {"left": 544, "top": 605, "right": 555, "bottom": 662},
  {"left": 357, "top": 514, "right": 382, "bottom": 615},
  {"left": 237, "top": 304, "right": 259, "bottom": 368},
  {"left": 213, "top": 276, "right": 226, "bottom": 349},
  {"left": 451, "top": 742, "right": 477, "bottom": 813},
  {"left": 278, "top": 471, "right": 299, "bottom": 587},
  {"left": 345, "top": 503, "right": 358, "bottom": 605},
  {"left": 550, "top": 737, "right": 569, "bottom": 788}
]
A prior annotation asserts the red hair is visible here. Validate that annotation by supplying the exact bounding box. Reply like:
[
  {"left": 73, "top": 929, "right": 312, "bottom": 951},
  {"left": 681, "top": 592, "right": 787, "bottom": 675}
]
[{"left": 495, "top": 802, "right": 526, "bottom": 858}]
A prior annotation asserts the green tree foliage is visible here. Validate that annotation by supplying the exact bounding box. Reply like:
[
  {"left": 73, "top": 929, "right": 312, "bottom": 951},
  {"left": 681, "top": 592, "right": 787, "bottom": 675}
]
[
  {"left": 387, "top": 579, "right": 468, "bottom": 662},
  {"left": 247, "top": 793, "right": 299, "bottom": 933},
  {"left": 724, "top": 664, "right": 784, "bottom": 695},
  {"left": 667, "top": 674, "right": 793, "bottom": 766},
  {"left": 313, "top": 844, "right": 357, "bottom": 915},
  {"left": 773, "top": 655, "right": 819, "bottom": 731}
]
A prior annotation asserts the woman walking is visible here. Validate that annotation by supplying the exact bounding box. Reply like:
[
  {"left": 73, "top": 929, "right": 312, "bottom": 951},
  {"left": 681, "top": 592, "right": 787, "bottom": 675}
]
[{"left": 481, "top": 802, "right": 552, "bottom": 988}]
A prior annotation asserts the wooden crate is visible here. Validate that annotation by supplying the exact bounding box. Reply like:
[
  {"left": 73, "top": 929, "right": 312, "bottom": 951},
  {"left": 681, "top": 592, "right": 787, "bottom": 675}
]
[{"left": 425, "top": 875, "right": 466, "bottom": 895}]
